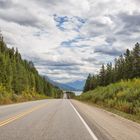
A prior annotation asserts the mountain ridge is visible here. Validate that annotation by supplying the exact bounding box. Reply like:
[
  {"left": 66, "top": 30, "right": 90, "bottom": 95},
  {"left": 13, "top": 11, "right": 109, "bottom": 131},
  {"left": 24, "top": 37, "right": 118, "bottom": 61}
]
[{"left": 44, "top": 76, "right": 85, "bottom": 91}]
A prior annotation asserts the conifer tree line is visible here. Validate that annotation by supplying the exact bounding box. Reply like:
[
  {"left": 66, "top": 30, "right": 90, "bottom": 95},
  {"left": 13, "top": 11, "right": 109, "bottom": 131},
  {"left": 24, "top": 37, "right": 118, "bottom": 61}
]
[
  {"left": 84, "top": 43, "right": 140, "bottom": 92},
  {"left": 0, "top": 34, "right": 62, "bottom": 98}
]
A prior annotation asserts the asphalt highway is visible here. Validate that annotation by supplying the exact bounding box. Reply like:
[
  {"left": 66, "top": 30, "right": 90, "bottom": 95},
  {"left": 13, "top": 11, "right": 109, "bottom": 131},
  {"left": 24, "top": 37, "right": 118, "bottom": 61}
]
[
  {"left": 0, "top": 99, "right": 140, "bottom": 140},
  {"left": 0, "top": 99, "right": 95, "bottom": 140}
]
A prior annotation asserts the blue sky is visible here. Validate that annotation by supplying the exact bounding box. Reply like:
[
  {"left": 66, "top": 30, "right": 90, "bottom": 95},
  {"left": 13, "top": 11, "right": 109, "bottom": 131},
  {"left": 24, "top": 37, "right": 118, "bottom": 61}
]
[{"left": 0, "top": 0, "right": 140, "bottom": 83}]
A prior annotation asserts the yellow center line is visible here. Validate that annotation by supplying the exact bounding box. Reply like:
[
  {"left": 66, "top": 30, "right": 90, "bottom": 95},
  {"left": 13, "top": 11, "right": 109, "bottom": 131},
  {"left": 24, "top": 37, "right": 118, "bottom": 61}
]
[{"left": 0, "top": 103, "right": 47, "bottom": 127}]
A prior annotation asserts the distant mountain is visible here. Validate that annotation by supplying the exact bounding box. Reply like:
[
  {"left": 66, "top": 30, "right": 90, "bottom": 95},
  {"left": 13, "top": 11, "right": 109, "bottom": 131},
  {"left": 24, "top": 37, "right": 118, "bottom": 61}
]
[
  {"left": 53, "top": 82, "right": 76, "bottom": 91},
  {"left": 65, "top": 80, "right": 85, "bottom": 91},
  {"left": 44, "top": 76, "right": 77, "bottom": 91},
  {"left": 44, "top": 76, "right": 85, "bottom": 91}
]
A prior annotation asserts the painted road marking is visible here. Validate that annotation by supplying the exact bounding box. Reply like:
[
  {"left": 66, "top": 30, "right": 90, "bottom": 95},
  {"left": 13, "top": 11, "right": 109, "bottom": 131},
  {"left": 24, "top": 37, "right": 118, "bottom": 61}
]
[
  {"left": 0, "top": 103, "right": 47, "bottom": 127},
  {"left": 69, "top": 101, "right": 98, "bottom": 140}
]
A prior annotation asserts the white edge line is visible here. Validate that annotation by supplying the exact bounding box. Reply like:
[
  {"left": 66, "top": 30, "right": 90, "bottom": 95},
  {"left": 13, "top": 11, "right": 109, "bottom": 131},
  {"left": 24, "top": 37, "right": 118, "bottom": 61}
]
[{"left": 69, "top": 100, "right": 98, "bottom": 140}]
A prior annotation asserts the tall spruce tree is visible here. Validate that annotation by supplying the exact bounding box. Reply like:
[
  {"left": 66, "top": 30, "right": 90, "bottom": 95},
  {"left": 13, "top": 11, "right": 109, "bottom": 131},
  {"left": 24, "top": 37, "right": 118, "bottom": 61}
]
[
  {"left": 83, "top": 74, "right": 92, "bottom": 92},
  {"left": 83, "top": 42, "right": 140, "bottom": 92},
  {"left": 99, "top": 64, "right": 106, "bottom": 86},
  {"left": 0, "top": 34, "right": 62, "bottom": 98}
]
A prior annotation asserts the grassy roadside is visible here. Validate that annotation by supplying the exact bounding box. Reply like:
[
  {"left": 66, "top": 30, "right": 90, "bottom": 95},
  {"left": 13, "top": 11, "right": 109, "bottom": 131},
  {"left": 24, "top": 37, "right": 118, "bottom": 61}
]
[
  {"left": 76, "top": 100, "right": 140, "bottom": 124},
  {"left": 75, "top": 78, "right": 140, "bottom": 124},
  {"left": 0, "top": 84, "right": 52, "bottom": 105},
  {"left": 0, "top": 93, "right": 52, "bottom": 105}
]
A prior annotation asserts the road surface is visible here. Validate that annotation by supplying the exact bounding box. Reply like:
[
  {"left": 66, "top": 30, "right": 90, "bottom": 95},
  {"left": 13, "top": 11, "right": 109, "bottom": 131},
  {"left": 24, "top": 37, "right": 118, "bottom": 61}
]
[{"left": 0, "top": 99, "right": 140, "bottom": 140}]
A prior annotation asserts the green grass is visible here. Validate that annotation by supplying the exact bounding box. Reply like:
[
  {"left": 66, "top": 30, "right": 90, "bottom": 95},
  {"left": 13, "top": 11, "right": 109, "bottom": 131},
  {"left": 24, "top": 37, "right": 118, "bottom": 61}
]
[
  {"left": 76, "top": 78, "right": 140, "bottom": 123},
  {"left": 0, "top": 84, "right": 51, "bottom": 105}
]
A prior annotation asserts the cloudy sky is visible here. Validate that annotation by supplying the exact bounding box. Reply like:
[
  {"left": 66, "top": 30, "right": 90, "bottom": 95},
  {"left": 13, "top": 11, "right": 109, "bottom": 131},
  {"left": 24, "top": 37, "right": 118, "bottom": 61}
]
[{"left": 0, "top": 0, "right": 140, "bottom": 83}]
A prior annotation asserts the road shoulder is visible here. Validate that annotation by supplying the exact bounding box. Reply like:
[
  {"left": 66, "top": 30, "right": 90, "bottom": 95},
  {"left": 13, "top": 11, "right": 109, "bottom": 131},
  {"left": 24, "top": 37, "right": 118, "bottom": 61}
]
[{"left": 71, "top": 99, "right": 140, "bottom": 140}]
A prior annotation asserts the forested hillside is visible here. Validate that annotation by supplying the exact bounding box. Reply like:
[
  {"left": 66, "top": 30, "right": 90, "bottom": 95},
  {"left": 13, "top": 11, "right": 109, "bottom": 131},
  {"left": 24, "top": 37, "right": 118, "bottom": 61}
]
[
  {"left": 77, "top": 43, "right": 140, "bottom": 122},
  {"left": 84, "top": 43, "right": 140, "bottom": 92},
  {"left": 76, "top": 79, "right": 140, "bottom": 122},
  {"left": 0, "top": 34, "right": 62, "bottom": 104}
]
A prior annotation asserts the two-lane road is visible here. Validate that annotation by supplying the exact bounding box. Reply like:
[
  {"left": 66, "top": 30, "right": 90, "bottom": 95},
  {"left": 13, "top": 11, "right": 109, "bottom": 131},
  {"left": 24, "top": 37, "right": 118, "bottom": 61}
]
[
  {"left": 0, "top": 99, "right": 95, "bottom": 140},
  {"left": 0, "top": 99, "right": 140, "bottom": 140}
]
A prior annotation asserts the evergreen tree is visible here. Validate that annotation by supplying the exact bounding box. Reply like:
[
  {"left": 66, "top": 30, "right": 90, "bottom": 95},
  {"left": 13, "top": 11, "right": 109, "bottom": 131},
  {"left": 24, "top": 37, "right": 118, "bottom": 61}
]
[
  {"left": 83, "top": 42, "right": 140, "bottom": 92},
  {"left": 124, "top": 49, "right": 133, "bottom": 79},
  {"left": 83, "top": 74, "right": 92, "bottom": 92},
  {"left": 0, "top": 34, "right": 62, "bottom": 98},
  {"left": 99, "top": 64, "right": 106, "bottom": 86},
  {"left": 105, "top": 63, "right": 113, "bottom": 85},
  {"left": 132, "top": 43, "right": 140, "bottom": 78}
]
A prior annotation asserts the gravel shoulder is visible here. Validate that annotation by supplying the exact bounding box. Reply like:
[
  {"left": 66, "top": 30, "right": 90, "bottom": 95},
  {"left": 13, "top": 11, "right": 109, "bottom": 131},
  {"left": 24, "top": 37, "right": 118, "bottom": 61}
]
[{"left": 71, "top": 99, "right": 140, "bottom": 140}]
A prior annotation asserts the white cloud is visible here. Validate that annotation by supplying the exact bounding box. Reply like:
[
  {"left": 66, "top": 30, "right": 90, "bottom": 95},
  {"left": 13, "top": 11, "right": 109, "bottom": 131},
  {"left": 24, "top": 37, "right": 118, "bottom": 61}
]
[{"left": 0, "top": 0, "right": 140, "bottom": 82}]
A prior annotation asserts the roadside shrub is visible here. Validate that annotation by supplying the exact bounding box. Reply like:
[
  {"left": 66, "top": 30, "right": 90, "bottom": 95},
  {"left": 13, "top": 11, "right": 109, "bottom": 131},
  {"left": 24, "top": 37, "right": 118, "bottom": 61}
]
[
  {"left": 77, "top": 78, "right": 140, "bottom": 116},
  {"left": 0, "top": 84, "right": 12, "bottom": 104},
  {"left": 0, "top": 84, "right": 48, "bottom": 104}
]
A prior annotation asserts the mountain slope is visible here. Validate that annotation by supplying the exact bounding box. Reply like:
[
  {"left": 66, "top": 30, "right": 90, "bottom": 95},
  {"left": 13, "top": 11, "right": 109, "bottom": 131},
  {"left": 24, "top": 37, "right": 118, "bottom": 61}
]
[
  {"left": 65, "top": 80, "right": 85, "bottom": 91},
  {"left": 44, "top": 76, "right": 76, "bottom": 91},
  {"left": 0, "top": 35, "right": 62, "bottom": 104},
  {"left": 76, "top": 78, "right": 140, "bottom": 123},
  {"left": 45, "top": 76, "right": 85, "bottom": 91}
]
